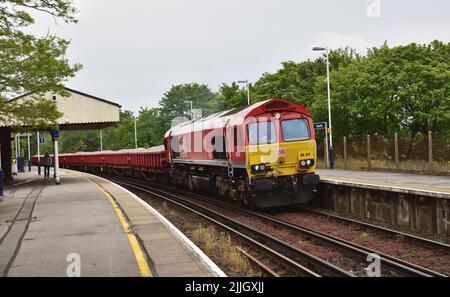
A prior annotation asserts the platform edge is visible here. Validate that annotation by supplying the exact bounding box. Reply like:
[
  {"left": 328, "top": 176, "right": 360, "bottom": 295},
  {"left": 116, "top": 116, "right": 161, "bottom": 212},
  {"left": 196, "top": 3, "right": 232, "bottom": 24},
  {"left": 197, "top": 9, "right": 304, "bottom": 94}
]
[
  {"left": 320, "top": 178, "right": 450, "bottom": 199},
  {"left": 91, "top": 174, "right": 227, "bottom": 277}
]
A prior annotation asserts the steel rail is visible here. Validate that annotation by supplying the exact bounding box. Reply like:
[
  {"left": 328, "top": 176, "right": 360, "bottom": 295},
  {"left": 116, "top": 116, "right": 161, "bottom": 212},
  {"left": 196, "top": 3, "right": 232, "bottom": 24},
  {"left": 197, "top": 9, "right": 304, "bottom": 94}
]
[
  {"left": 110, "top": 176, "right": 446, "bottom": 277},
  {"left": 300, "top": 207, "right": 450, "bottom": 250},
  {"left": 108, "top": 178, "right": 353, "bottom": 277}
]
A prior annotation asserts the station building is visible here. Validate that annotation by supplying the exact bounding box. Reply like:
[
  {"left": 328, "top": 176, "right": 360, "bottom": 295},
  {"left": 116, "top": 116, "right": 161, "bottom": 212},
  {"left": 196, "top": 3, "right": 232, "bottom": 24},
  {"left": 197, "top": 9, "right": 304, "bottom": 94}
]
[{"left": 0, "top": 87, "right": 121, "bottom": 184}]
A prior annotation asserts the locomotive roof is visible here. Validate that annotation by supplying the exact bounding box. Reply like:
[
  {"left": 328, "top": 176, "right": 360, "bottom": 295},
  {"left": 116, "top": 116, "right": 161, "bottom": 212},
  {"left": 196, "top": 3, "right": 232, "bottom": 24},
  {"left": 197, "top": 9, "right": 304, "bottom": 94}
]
[{"left": 165, "top": 98, "right": 311, "bottom": 137}]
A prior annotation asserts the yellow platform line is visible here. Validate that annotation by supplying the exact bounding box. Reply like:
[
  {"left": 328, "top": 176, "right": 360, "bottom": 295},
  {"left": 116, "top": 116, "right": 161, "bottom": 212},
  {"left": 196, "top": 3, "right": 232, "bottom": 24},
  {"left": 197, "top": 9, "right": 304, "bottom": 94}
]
[{"left": 89, "top": 178, "right": 152, "bottom": 277}]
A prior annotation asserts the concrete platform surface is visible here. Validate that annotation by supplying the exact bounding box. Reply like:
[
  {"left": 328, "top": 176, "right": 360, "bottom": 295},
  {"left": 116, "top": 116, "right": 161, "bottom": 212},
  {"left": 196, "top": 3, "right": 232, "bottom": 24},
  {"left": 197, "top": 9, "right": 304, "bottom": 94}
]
[
  {"left": 0, "top": 169, "right": 224, "bottom": 277},
  {"left": 317, "top": 169, "right": 450, "bottom": 198}
]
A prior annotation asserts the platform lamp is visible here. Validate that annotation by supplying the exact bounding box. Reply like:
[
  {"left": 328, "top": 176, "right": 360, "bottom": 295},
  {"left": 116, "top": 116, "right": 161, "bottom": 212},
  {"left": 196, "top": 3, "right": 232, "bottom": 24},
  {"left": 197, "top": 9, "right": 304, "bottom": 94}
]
[
  {"left": 184, "top": 100, "right": 194, "bottom": 119},
  {"left": 237, "top": 80, "right": 250, "bottom": 105},
  {"left": 313, "top": 46, "right": 334, "bottom": 169},
  {"left": 134, "top": 115, "right": 138, "bottom": 149},
  {"left": 100, "top": 129, "right": 103, "bottom": 151}
]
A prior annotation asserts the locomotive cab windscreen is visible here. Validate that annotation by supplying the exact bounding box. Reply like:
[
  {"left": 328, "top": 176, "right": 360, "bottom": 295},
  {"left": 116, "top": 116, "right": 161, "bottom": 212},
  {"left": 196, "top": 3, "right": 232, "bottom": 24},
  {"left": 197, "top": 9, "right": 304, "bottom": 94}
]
[
  {"left": 247, "top": 121, "right": 277, "bottom": 145},
  {"left": 281, "top": 118, "right": 310, "bottom": 141}
]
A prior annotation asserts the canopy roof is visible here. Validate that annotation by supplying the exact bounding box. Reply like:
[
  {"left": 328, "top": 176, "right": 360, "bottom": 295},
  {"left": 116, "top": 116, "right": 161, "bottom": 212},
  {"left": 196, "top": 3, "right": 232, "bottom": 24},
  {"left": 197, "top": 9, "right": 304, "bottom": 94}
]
[{"left": 2, "top": 87, "right": 121, "bottom": 131}]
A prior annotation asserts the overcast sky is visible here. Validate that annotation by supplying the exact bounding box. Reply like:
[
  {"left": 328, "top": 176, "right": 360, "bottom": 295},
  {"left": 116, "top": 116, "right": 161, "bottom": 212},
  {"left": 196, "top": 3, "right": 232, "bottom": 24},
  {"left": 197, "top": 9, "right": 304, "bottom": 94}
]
[{"left": 28, "top": 0, "right": 450, "bottom": 113}]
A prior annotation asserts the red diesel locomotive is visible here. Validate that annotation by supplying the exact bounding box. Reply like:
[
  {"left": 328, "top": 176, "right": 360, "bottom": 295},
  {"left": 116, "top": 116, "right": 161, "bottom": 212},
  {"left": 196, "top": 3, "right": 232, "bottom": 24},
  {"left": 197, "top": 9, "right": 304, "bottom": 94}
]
[{"left": 35, "top": 98, "right": 320, "bottom": 208}]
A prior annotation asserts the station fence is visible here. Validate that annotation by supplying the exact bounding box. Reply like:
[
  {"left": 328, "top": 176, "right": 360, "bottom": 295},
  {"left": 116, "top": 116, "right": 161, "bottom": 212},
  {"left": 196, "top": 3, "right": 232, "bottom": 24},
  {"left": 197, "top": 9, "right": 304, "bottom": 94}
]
[{"left": 316, "top": 132, "right": 450, "bottom": 175}]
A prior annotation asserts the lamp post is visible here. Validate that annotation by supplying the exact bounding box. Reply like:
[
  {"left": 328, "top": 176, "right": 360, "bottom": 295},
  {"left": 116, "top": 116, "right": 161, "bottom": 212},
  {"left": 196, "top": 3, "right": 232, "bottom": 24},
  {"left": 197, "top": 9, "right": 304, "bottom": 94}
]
[
  {"left": 134, "top": 116, "right": 138, "bottom": 149},
  {"left": 238, "top": 80, "right": 250, "bottom": 105},
  {"left": 313, "top": 46, "right": 334, "bottom": 169},
  {"left": 100, "top": 129, "right": 103, "bottom": 151},
  {"left": 37, "top": 131, "right": 41, "bottom": 175},
  {"left": 15, "top": 133, "right": 19, "bottom": 159},
  {"left": 184, "top": 101, "right": 194, "bottom": 119},
  {"left": 27, "top": 133, "right": 31, "bottom": 171}
]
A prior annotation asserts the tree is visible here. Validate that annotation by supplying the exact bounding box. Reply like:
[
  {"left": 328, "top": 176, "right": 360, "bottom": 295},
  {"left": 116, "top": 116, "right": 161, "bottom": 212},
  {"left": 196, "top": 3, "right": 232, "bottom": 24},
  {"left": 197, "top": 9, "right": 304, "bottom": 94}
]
[
  {"left": 252, "top": 60, "right": 325, "bottom": 108},
  {"left": 365, "top": 41, "right": 450, "bottom": 139},
  {"left": 60, "top": 130, "right": 100, "bottom": 153},
  {"left": 158, "top": 83, "right": 215, "bottom": 132},
  {"left": 137, "top": 107, "right": 167, "bottom": 147},
  {"left": 250, "top": 48, "right": 360, "bottom": 109},
  {"left": 159, "top": 83, "right": 215, "bottom": 118},
  {"left": 0, "top": 0, "right": 81, "bottom": 129},
  {"left": 206, "top": 82, "right": 248, "bottom": 113},
  {"left": 312, "top": 41, "right": 450, "bottom": 140},
  {"left": 101, "top": 110, "right": 136, "bottom": 150}
]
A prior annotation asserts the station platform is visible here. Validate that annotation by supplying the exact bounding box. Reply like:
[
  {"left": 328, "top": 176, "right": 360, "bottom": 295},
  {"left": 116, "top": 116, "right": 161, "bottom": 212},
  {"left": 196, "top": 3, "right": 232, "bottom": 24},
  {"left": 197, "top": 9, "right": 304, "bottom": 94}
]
[
  {"left": 317, "top": 169, "right": 450, "bottom": 199},
  {"left": 0, "top": 168, "right": 225, "bottom": 277}
]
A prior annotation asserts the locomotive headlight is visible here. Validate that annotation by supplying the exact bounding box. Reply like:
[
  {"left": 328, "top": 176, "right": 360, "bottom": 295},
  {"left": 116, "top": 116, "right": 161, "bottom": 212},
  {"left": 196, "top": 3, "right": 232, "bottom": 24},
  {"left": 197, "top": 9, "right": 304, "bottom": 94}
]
[
  {"left": 251, "top": 163, "right": 268, "bottom": 173},
  {"left": 299, "top": 159, "right": 314, "bottom": 168}
]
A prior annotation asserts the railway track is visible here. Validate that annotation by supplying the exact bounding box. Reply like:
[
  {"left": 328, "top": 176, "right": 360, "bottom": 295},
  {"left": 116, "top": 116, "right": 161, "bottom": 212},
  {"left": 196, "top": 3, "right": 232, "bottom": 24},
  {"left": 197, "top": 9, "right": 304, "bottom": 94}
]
[
  {"left": 106, "top": 177, "right": 353, "bottom": 277},
  {"left": 104, "top": 175, "right": 446, "bottom": 277},
  {"left": 299, "top": 207, "right": 450, "bottom": 250}
]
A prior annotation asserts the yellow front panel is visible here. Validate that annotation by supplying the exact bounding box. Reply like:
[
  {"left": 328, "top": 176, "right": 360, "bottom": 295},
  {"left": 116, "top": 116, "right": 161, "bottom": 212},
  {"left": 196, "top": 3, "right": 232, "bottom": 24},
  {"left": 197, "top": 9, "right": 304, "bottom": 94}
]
[{"left": 246, "top": 140, "right": 316, "bottom": 178}]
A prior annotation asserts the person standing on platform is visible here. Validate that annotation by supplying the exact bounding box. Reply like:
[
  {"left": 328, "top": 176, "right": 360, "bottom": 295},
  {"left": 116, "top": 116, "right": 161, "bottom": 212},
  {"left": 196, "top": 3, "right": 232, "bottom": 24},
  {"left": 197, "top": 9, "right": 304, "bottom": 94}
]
[{"left": 42, "top": 152, "right": 52, "bottom": 178}]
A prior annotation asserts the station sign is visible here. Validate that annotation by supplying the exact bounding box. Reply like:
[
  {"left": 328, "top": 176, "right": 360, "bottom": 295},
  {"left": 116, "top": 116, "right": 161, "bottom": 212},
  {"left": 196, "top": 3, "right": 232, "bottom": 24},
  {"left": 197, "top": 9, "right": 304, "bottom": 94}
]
[{"left": 313, "top": 122, "right": 327, "bottom": 130}]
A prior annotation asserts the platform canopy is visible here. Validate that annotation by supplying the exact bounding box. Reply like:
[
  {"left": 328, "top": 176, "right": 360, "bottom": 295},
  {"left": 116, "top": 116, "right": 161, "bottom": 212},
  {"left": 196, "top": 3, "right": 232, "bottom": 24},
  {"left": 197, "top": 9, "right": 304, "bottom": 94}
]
[{"left": 3, "top": 87, "right": 121, "bottom": 130}]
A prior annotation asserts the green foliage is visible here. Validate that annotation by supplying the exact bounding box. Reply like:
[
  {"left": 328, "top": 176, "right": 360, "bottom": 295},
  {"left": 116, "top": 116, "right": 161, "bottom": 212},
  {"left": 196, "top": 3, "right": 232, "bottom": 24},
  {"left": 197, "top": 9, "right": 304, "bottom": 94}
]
[
  {"left": 159, "top": 83, "right": 215, "bottom": 119},
  {"left": 52, "top": 111, "right": 134, "bottom": 153},
  {"left": 155, "top": 83, "right": 215, "bottom": 142},
  {"left": 206, "top": 82, "right": 248, "bottom": 112},
  {"left": 101, "top": 110, "right": 136, "bottom": 150},
  {"left": 60, "top": 130, "right": 100, "bottom": 153},
  {"left": 0, "top": 0, "right": 77, "bottom": 29},
  {"left": 0, "top": 97, "right": 61, "bottom": 130},
  {"left": 312, "top": 41, "right": 450, "bottom": 140},
  {"left": 136, "top": 107, "right": 167, "bottom": 147},
  {"left": 0, "top": 0, "right": 81, "bottom": 130},
  {"left": 252, "top": 60, "right": 325, "bottom": 108}
]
